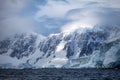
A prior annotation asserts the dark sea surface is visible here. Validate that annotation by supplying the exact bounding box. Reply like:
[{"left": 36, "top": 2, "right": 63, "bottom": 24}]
[{"left": 0, "top": 68, "right": 120, "bottom": 80}]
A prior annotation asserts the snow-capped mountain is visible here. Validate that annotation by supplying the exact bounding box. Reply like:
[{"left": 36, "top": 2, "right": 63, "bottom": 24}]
[{"left": 0, "top": 25, "right": 120, "bottom": 68}]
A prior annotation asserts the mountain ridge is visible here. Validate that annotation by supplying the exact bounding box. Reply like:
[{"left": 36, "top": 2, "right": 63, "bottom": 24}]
[{"left": 0, "top": 25, "right": 120, "bottom": 68}]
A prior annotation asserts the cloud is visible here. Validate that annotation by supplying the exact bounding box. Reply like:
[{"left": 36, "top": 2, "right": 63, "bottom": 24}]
[
  {"left": 61, "top": 7, "right": 120, "bottom": 32},
  {"left": 0, "top": 0, "right": 27, "bottom": 18},
  {"left": 66, "top": 7, "right": 120, "bottom": 24},
  {"left": 35, "top": 0, "right": 120, "bottom": 34},
  {"left": 0, "top": 16, "right": 35, "bottom": 40},
  {"left": 83, "top": 0, "right": 120, "bottom": 8},
  {"left": 0, "top": 0, "right": 52, "bottom": 37},
  {"left": 1, "top": 0, "right": 120, "bottom": 36},
  {"left": 35, "top": 0, "right": 90, "bottom": 32},
  {"left": 0, "top": 0, "right": 37, "bottom": 39},
  {"left": 35, "top": 0, "right": 89, "bottom": 18},
  {"left": 35, "top": 0, "right": 120, "bottom": 19}
]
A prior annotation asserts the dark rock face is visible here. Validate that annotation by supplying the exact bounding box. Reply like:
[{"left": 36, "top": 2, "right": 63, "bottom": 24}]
[
  {"left": 10, "top": 34, "right": 37, "bottom": 59},
  {"left": 66, "top": 42, "right": 75, "bottom": 58},
  {"left": 0, "top": 33, "right": 37, "bottom": 59},
  {"left": 39, "top": 35, "right": 62, "bottom": 58},
  {"left": 63, "top": 29, "right": 108, "bottom": 58},
  {"left": 0, "top": 38, "right": 11, "bottom": 54},
  {"left": 79, "top": 31, "right": 107, "bottom": 57}
]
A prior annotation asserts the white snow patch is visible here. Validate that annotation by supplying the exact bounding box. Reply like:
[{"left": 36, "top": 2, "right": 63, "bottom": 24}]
[{"left": 56, "top": 41, "right": 66, "bottom": 52}]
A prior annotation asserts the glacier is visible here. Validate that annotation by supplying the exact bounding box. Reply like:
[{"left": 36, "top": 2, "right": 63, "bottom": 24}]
[{"left": 0, "top": 25, "right": 120, "bottom": 68}]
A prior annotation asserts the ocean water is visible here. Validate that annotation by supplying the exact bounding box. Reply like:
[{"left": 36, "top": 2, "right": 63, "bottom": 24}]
[{"left": 0, "top": 68, "right": 120, "bottom": 80}]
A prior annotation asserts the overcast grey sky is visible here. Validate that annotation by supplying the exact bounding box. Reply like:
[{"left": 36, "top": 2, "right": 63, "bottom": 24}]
[{"left": 0, "top": 0, "right": 120, "bottom": 36}]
